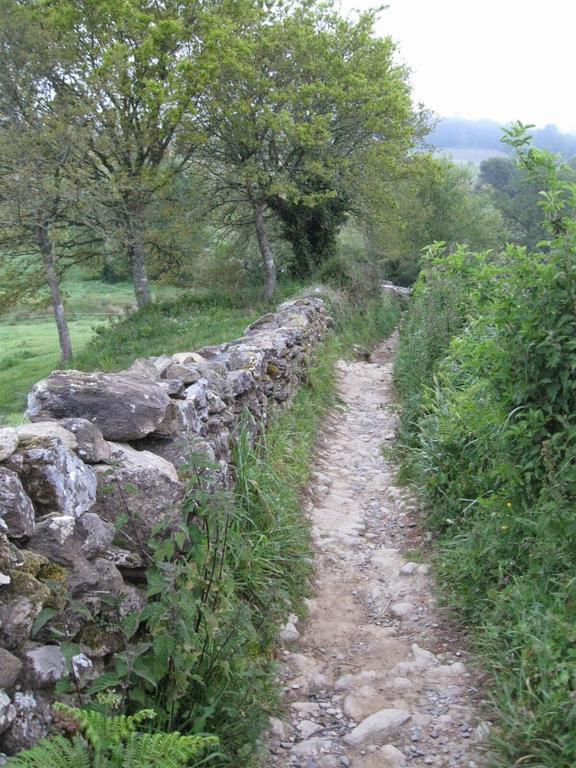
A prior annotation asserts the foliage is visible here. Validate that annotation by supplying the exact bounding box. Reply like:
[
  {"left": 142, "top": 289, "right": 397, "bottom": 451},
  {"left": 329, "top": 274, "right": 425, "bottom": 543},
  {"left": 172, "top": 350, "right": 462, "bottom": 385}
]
[
  {"left": 9, "top": 703, "right": 218, "bottom": 768},
  {"left": 363, "top": 156, "right": 509, "bottom": 286},
  {"left": 478, "top": 156, "right": 547, "bottom": 249},
  {"left": 196, "top": 0, "right": 421, "bottom": 287},
  {"left": 395, "top": 127, "right": 576, "bottom": 766}
]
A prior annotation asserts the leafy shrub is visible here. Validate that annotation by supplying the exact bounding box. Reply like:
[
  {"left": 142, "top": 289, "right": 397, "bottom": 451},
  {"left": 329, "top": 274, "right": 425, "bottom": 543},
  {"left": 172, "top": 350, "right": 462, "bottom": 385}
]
[{"left": 395, "top": 128, "right": 576, "bottom": 767}]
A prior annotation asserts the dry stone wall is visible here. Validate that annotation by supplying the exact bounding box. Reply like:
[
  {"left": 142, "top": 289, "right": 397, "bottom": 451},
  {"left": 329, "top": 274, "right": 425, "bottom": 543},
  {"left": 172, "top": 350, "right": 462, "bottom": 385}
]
[{"left": 0, "top": 294, "right": 333, "bottom": 755}]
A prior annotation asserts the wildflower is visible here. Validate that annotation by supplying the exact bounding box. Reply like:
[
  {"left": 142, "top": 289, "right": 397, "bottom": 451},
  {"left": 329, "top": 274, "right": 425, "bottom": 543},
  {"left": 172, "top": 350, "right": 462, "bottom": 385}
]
[
  {"left": 500, "top": 524, "right": 509, "bottom": 531},
  {"left": 506, "top": 502, "right": 512, "bottom": 508}
]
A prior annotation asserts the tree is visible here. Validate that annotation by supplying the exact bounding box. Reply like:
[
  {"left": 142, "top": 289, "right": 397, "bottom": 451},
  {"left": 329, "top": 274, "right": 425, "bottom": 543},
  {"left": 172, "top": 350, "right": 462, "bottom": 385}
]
[
  {"left": 478, "top": 156, "right": 547, "bottom": 249},
  {"left": 196, "top": 1, "right": 420, "bottom": 295},
  {"left": 34, "top": 0, "right": 234, "bottom": 308},
  {"left": 0, "top": 0, "right": 92, "bottom": 363},
  {"left": 362, "top": 156, "right": 509, "bottom": 285}
]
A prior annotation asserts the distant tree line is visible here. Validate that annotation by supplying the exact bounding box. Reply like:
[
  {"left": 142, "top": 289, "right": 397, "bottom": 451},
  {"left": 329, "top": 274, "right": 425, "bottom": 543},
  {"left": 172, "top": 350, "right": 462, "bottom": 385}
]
[{"left": 430, "top": 117, "right": 576, "bottom": 160}]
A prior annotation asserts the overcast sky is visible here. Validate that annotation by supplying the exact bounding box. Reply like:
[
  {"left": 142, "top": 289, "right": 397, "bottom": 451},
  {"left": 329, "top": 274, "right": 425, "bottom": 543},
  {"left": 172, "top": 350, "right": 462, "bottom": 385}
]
[{"left": 340, "top": 0, "right": 575, "bottom": 132}]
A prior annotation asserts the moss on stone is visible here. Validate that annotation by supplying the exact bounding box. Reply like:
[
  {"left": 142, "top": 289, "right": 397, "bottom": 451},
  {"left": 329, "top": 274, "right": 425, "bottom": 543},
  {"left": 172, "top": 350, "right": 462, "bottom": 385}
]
[
  {"left": 9, "top": 571, "right": 50, "bottom": 603},
  {"left": 19, "top": 550, "right": 49, "bottom": 577},
  {"left": 37, "top": 562, "right": 68, "bottom": 583}
]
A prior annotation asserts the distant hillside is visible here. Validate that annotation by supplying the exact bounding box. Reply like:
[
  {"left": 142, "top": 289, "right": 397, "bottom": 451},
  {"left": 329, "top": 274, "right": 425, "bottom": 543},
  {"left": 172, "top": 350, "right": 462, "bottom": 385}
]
[
  {"left": 430, "top": 117, "right": 576, "bottom": 160},
  {"left": 437, "top": 146, "right": 507, "bottom": 167}
]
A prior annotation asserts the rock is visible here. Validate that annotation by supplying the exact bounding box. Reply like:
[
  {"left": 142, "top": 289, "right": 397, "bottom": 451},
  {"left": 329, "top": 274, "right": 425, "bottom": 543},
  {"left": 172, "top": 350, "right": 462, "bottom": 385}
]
[
  {"left": 159, "top": 379, "right": 186, "bottom": 399},
  {"left": 290, "top": 736, "right": 333, "bottom": 759},
  {"left": 381, "top": 743, "right": 406, "bottom": 767},
  {"left": 269, "top": 716, "right": 292, "bottom": 740},
  {"left": 28, "top": 514, "right": 79, "bottom": 566},
  {"left": 391, "top": 677, "right": 410, "bottom": 691},
  {"left": 58, "top": 418, "right": 111, "bottom": 463},
  {"left": 399, "top": 562, "right": 419, "bottom": 576},
  {"left": 0, "top": 467, "right": 35, "bottom": 539},
  {"left": 0, "top": 429, "right": 17, "bottom": 462},
  {"left": 76, "top": 512, "right": 115, "bottom": 559},
  {"left": 228, "top": 369, "right": 255, "bottom": 396},
  {"left": 14, "top": 422, "right": 77, "bottom": 452},
  {"left": 0, "top": 692, "right": 15, "bottom": 736},
  {"left": 126, "top": 358, "right": 161, "bottom": 380},
  {"left": 390, "top": 602, "right": 415, "bottom": 618},
  {"left": 291, "top": 702, "right": 321, "bottom": 717},
  {"left": 5, "top": 437, "right": 97, "bottom": 518},
  {"left": 102, "top": 545, "right": 144, "bottom": 570},
  {"left": 430, "top": 661, "right": 467, "bottom": 680},
  {"left": 297, "top": 720, "right": 323, "bottom": 739},
  {"left": 26, "top": 370, "right": 174, "bottom": 441},
  {"left": 0, "top": 572, "right": 50, "bottom": 650},
  {"left": 343, "top": 685, "right": 382, "bottom": 721},
  {"left": 164, "top": 362, "right": 205, "bottom": 384},
  {"left": 335, "top": 670, "right": 377, "bottom": 692},
  {"left": 0, "top": 691, "right": 50, "bottom": 752},
  {"left": 411, "top": 644, "right": 436, "bottom": 669},
  {"left": 279, "top": 621, "right": 300, "bottom": 643},
  {"left": 23, "top": 645, "right": 66, "bottom": 688},
  {"left": 92, "top": 443, "right": 185, "bottom": 547},
  {"left": 0, "top": 649, "right": 23, "bottom": 689},
  {"left": 343, "top": 709, "right": 412, "bottom": 747},
  {"left": 71, "top": 653, "right": 93, "bottom": 688}
]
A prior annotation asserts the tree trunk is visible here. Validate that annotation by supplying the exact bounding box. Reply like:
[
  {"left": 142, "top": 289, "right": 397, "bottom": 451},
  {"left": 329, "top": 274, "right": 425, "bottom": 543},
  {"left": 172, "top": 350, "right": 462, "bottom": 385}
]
[
  {"left": 129, "top": 239, "right": 152, "bottom": 310},
  {"left": 126, "top": 204, "right": 152, "bottom": 310},
  {"left": 253, "top": 201, "right": 276, "bottom": 300},
  {"left": 35, "top": 224, "right": 73, "bottom": 365}
]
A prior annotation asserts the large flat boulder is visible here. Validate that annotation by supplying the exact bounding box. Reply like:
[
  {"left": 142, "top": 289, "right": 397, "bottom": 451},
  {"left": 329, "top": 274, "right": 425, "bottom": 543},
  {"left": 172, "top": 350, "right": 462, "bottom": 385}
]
[{"left": 26, "top": 370, "right": 174, "bottom": 441}]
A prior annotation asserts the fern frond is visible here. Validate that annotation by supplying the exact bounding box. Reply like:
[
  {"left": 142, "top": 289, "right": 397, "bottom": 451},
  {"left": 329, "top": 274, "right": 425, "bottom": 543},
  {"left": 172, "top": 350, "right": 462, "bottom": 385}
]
[
  {"left": 7, "top": 735, "right": 90, "bottom": 768},
  {"left": 54, "top": 704, "right": 156, "bottom": 750},
  {"left": 121, "top": 731, "right": 219, "bottom": 768}
]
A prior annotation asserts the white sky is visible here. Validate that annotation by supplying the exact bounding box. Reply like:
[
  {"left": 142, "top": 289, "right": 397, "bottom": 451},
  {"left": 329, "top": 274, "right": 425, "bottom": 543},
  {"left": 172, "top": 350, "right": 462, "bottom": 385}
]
[{"left": 340, "top": 0, "right": 576, "bottom": 132}]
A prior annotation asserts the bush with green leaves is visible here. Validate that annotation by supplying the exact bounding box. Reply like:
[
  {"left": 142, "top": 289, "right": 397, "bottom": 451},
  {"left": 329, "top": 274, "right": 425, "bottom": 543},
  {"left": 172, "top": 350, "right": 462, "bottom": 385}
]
[{"left": 395, "top": 125, "right": 576, "bottom": 767}]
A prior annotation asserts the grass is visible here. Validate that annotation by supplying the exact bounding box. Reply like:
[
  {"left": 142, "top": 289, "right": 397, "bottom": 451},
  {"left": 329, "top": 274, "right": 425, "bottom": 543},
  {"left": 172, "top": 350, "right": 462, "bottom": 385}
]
[
  {"left": 0, "top": 318, "right": 96, "bottom": 426},
  {"left": 394, "top": 244, "right": 576, "bottom": 768}
]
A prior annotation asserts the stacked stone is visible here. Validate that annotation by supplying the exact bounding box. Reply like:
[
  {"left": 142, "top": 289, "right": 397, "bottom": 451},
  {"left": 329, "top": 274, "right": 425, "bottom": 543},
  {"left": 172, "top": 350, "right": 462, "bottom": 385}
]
[{"left": 0, "top": 295, "right": 332, "bottom": 754}]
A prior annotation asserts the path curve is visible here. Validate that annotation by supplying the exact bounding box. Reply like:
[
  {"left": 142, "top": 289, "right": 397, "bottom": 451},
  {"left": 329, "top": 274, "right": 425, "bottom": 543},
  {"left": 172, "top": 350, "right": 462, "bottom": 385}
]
[{"left": 266, "top": 333, "right": 488, "bottom": 768}]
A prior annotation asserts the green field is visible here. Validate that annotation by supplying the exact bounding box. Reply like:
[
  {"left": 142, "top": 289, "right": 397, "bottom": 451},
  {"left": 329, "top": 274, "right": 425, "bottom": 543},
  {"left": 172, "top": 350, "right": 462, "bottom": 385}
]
[{"left": 0, "top": 318, "right": 96, "bottom": 425}]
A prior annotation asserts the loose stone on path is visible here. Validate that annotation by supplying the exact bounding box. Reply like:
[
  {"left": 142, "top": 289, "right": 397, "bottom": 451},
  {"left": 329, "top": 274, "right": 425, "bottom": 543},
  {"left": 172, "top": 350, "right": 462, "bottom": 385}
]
[{"left": 265, "top": 333, "right": 488, "bottom": 768}]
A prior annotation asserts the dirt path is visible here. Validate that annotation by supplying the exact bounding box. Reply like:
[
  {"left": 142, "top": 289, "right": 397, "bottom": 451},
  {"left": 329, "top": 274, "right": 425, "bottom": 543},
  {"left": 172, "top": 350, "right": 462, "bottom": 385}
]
[{"left": 266, "top": 333, "right": 489, "bottom": 768}]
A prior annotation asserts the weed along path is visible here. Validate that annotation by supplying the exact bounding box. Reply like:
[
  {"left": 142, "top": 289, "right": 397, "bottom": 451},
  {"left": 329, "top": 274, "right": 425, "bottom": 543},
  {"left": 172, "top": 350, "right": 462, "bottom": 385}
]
[{"left": 266, "top": 333, "right": 488, "bottom": 768}]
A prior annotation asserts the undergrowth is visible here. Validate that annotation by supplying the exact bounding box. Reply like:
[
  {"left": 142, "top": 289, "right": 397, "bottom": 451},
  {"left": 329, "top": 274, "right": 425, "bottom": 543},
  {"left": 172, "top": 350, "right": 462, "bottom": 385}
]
[{"left": 394, "top": 126, "right": 576, "bottom": 768}]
